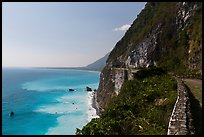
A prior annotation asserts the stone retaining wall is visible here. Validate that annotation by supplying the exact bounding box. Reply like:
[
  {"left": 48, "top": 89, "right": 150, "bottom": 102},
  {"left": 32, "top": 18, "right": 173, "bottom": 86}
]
[{"left": 167, "top": 78, "right": 195, "bottom": 135}]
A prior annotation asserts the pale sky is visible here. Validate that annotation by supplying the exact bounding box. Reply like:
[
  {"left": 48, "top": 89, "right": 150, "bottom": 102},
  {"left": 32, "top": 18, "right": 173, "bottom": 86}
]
[{"left": 2, "top": 2, "right": 146, "bottom": 67}]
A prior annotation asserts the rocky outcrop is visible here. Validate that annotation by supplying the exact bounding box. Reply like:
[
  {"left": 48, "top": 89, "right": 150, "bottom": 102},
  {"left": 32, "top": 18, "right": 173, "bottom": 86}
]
[
  {"left": 69, "top": 89, "right": 75, "bottom": 91},
  {"left": 96, "top": 67, "right": 115, "bottom": 113},
  {"left": 86, "top": 86, "right": 92, "bottom": 92},
  {"left": 176, "top": 2, "right": 199, "bottom": 30},
  {"left": 125, "top": 24, "right": 161, "bottom": 68},
  {"left": 112, "top": 68, "right": 128, "bottom": 95}
]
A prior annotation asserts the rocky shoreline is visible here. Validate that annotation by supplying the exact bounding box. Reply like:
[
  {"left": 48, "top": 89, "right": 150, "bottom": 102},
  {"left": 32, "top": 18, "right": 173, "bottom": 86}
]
[
  {"left": 87, "top": 91, "right": 99, "bottom": 121},
  {"left": 91, "top": 91, "right": 100, "bottom": 116}
]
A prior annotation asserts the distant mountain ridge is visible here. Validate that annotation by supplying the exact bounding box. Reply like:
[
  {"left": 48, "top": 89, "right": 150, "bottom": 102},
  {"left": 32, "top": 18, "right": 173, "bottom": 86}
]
[
  {"left": 42, "top": 52, "right": 110, "bottom": 71},
  {"left": 84, "top": 52, "right": 110, "bottom": 71}
]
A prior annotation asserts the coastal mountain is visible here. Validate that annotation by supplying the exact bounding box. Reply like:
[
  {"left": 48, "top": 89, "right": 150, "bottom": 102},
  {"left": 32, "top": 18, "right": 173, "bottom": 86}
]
[
  {"left": 97, "top": 1, "right": 202, "bottom": 115},
  {"left": 45, "top": 52, "right": 109, "bottom": 71},
  {"left": 84, "top": 52, "right": 110, "bottom": 71},
  {"left": 77, "top": 2, "right": 202, "bottom": 135}
]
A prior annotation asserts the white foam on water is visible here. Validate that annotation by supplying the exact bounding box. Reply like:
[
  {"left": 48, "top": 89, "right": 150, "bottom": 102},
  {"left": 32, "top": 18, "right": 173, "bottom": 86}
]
[
  {"left": 31, "top": 78, "right": 100, "bottom": 135},
  {"left": 34, "top": 103, "right": 82, "bottom": 115},
  {"left": 44, "top": 91, "right": 99, "bottom": 135},
  {"left": 35, "top": 91, "right": 100, "bottom": 135},
  {"left": 56, "top": 94, "right": 87, "bottom": 104},
  {"left": 34, "top": 92, "right": 89, "bottom": 135},
  {"left": 34, "top": 93, "right": 87, "bottom": 114},
  {"left": 87, "top": 91, "right": 99, "bottom": 121}
]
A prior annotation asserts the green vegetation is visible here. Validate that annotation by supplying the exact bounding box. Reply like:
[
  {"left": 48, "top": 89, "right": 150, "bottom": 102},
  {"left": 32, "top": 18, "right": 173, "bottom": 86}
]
[
  {"left": 134, "top": 67, "right": 166, "bottom": 80},
  {"left": 154, "top": 2, "right": 202, "bottom": 79},
  {"left": 159, "top": 2, "right": 202, "bottom": 79},
  {"left": 76, "top": 67, "right": 177, "bottom": 135}
]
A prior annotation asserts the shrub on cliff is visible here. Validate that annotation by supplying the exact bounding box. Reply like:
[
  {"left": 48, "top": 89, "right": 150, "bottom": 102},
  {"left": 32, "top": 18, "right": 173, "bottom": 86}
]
[{"left": 76, "top": 67, "right": 177, "bottom": 135}]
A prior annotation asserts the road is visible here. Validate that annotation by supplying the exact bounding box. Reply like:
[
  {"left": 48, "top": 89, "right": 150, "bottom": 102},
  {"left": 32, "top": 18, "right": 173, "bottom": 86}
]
[
  {"left": 183, "top": 79, "right": 202, "bottom": 89},
  {"left": 183, "top": 78, "right": 202, "bottom": 107}
]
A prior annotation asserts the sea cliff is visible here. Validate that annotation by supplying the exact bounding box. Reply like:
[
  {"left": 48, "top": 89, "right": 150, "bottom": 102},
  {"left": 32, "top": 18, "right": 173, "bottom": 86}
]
[{"left": 96, "top": 2, "right": 202, "bottom": 114}]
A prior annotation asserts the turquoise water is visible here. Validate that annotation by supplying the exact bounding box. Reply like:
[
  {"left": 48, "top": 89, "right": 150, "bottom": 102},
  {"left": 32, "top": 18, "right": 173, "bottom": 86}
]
[{"left": 2, "top": 67, "right": 100, "bottom": 135}]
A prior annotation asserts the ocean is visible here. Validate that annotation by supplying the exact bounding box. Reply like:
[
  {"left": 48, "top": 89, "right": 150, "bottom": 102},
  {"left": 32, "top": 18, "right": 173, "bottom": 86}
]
[{"left": 2, "top": 67, "right": 100, "bottom": 135}]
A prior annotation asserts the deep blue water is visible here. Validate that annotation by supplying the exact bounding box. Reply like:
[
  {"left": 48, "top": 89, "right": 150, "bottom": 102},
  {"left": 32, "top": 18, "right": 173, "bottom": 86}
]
[{"left": 2, "top": 67, "right": 100, "bottom": 135}]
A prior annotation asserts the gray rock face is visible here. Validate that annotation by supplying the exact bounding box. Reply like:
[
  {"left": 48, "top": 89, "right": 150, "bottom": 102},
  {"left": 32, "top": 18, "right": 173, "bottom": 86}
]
[
  {"left": 113, "top": 68, "right": 128, "bottom": 95},
  {"left": 176, "top": 2, "right": 199, "bottom": 30},
  {"left": 125, "top": 24, "right": 161, "bottom": 68}
]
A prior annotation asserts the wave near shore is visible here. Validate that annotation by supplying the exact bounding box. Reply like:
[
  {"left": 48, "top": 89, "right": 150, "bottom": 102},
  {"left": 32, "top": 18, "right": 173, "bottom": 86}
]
[{"left": 87, "top": 91, "right": 99, "bottom": 121}]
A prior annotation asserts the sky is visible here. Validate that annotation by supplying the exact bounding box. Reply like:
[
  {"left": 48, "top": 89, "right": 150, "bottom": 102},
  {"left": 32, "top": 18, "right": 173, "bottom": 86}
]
[{"left": 2, "top": 2, "right": 146, "bottom": 67}]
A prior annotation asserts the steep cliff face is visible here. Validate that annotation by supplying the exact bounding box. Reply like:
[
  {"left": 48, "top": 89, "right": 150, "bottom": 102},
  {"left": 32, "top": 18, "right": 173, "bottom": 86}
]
[{"left": 95, "top": 2, "right": 202, "bottom": 114}]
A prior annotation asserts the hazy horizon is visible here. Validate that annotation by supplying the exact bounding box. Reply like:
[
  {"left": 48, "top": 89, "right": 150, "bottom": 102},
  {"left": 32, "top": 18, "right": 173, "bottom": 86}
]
[{"left": 2, "top": 2, "right": 146, "bottom": 67}]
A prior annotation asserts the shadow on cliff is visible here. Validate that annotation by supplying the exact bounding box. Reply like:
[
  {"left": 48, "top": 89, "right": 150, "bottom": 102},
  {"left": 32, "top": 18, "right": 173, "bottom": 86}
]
[{"left": 185, "top": 84, "right": 202, "bottom": 135}]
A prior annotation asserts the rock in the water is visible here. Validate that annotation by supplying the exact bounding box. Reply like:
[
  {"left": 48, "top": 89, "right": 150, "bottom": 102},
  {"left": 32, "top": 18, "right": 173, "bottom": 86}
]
[
  {"left": 10, "top": 111, "right": 14, "bottom": 117},
  {"left": 86, "top": 86, "right": 92, "bottom": 91},
  {"left": 69, "top": 89, "right": 75, "bottom": 91}
]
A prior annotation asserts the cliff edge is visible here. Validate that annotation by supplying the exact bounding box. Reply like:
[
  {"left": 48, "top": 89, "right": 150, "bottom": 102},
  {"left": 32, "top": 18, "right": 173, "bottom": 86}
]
[{"left": 95, "top": 2, "right": 202, "bottom": 114}]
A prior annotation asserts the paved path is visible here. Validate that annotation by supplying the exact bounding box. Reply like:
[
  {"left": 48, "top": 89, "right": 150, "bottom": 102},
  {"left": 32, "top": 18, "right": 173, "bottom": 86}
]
[
  {"left": 183, "top": 78, "right": 202, "bottom": 107},
  {"left": 183, "top": 79, "right": 202, "bottom": 89}
]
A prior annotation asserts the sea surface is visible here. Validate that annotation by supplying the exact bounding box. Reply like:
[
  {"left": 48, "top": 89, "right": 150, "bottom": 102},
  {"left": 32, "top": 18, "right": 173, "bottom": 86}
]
[{"left": 2, "top": 67, "right": 100, "bottom": 135}]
